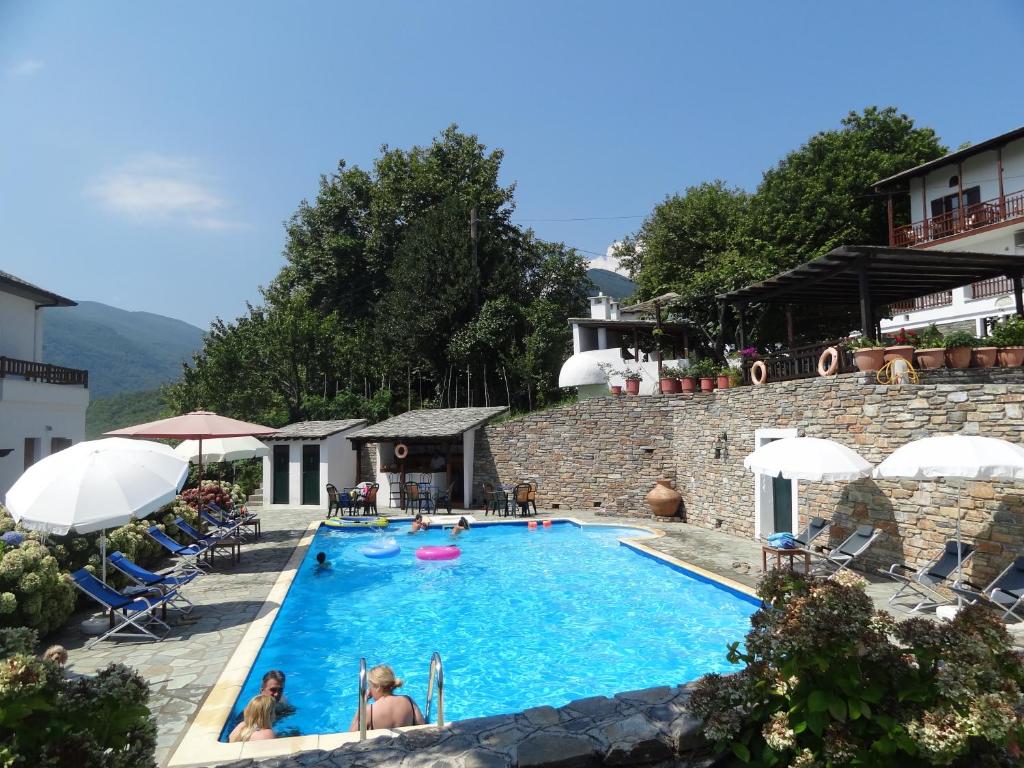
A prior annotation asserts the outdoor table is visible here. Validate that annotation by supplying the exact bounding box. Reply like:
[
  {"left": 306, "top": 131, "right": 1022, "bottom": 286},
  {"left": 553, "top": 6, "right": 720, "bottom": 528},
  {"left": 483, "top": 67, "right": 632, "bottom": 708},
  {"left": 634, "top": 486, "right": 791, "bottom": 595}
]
[{"left": 761, "top": 544, "right": 810, "bottom": 573}]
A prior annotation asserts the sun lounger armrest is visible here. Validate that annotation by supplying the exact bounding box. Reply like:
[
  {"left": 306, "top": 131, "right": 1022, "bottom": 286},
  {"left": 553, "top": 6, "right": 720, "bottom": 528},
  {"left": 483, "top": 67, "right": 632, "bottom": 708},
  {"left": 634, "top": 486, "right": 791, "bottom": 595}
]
[{"left": 888, "top": 563, "right": 914, "bottom": 575}]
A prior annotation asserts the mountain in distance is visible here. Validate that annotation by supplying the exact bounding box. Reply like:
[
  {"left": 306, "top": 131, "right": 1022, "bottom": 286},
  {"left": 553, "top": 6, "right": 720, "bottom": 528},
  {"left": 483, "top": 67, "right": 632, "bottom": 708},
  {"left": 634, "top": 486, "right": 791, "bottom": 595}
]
[
  {"left": 43, "top": 301, "right": 206, "bottom": 398},
  {"left": 586, "top": 268, "right": 636, "bottom": 301}
]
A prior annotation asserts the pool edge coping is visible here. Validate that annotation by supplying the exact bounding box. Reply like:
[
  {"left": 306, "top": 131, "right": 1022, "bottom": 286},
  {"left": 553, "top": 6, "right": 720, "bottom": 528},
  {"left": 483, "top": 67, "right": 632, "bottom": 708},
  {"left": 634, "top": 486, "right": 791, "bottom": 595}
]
[{"left": 168, "top": 515, "right": 754, "bottom": 766}]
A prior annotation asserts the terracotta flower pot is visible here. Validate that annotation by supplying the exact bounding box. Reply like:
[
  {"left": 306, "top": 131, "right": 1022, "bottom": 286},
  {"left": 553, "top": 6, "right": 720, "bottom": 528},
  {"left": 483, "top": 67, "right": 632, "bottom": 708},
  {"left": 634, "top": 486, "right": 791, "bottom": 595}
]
[
  {"left": 699, "top": 377, "right": 715, "bottom": 392},
  {"left": 914, "top": 347, "right": 946, "bottom": 370},
  {"left": 884, "top": 345, "right": 915, "bottom": 365},
  {"left": 972, "top": 346, "right": 998, "bottom": 368},
  {"left": 609, "top": 385, "right": 622, "bottom": 395},
  {"left": 945, "top": 346, "right": 972, "bottom": 369},
  {"left": 998, "top": 346, "right": 1024, "bottom": 367},
  {"left": 716, "top": 375, "right": 731, "bottom": 389},
  {"left": 646, "top": 479, "right": 682, "bottom": 518},
  {"left": 625, "top": 378, "right": 640, "bottom": 396},
  {"left": 679, "top": 377, "right": 696, "bottom": 393},
  {"left": 659, "top": 377, "right": 680, "bottom": 394},
  {"left": 852, "top": 348, "right": 885, "bottom": 372}
]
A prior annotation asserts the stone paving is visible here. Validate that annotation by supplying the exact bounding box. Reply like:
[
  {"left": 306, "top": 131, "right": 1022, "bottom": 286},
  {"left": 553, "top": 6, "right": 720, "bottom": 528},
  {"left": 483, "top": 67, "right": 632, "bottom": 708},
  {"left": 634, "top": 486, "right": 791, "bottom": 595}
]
[{"left": 52, "top": 506, "right": 1018, "bottom": 767}]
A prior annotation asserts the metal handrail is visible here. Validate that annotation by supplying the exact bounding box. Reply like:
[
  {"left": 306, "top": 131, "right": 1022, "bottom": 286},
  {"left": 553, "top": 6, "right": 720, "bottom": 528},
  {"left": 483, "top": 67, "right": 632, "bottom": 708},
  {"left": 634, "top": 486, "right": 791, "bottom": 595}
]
[
  {"left": 425, "top": 650, "right": 444, "bottom": 727},
  {"left": 358, "top": 657, "right": 368, "bottom": 740}
]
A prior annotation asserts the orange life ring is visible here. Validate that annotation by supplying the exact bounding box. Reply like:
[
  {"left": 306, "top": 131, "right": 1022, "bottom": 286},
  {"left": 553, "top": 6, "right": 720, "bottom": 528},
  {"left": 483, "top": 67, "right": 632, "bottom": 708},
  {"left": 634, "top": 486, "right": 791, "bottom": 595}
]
[
  {"left": 394, "top": 443, "right": 409, "bottom": 460},
  {"left": 817, "top": 346, "right": 840, "bottom": 377},
  {"left": 750, "top": 360, "right": 768, "bottom": 386}
]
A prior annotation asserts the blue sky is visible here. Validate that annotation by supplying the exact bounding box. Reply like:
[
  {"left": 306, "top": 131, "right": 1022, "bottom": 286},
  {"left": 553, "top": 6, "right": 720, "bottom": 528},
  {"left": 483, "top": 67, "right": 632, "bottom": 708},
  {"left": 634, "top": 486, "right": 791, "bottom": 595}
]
[{"left": 2, "top": 1, "right": 1022, "bottom": 329}]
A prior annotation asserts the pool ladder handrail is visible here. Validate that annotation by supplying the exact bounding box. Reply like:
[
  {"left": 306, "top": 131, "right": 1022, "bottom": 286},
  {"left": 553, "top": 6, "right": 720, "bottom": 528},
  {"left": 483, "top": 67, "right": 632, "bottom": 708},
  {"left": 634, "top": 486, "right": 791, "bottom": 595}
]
[
  {"left": 425, "top": 650, "right": 444, "bottom": 727},
  {"left": 358, "top": 657, "right": 368, "bottom": 741}
]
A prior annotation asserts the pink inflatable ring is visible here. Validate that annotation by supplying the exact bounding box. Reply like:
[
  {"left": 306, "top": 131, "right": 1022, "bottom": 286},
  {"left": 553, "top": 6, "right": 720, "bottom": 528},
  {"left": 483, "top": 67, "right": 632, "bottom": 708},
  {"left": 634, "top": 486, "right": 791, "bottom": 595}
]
[{"left": 416, "top": 545, "right": 461, "bottom": 561}]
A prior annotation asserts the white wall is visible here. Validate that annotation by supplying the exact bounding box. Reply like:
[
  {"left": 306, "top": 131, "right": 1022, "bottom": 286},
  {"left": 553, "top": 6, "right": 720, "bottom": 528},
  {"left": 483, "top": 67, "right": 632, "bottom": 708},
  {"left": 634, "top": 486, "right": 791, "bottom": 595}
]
[
  {"left": 0, "top": 379, "right": 88, "bottom": 504},
  {"left": 261, "top": 424, "right": 366, "bottom": 509},
  {"left": 0, "top": 293, "right": 41, "bottom": 360},
  {"left": 463, "top": 428, "right": 475, "bottom": 511}
]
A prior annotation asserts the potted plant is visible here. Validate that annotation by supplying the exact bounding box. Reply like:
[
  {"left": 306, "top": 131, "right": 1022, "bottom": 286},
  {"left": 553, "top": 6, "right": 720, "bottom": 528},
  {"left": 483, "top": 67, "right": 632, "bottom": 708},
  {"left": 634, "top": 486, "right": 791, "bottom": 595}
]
[
  {"left": 973, "top": 338, "right": 999, "bottom": 368},
  {"left": 846, "top": 335, "right": 885, "bottom": 372},
  {"left": 689, "top": 359, "right": 715, "bottom": 392},
  {"left": 597, "top": 362, "right": 621, "bottom": 395},
  {"left": 942, "top": 330, "right": 977, "bottom": 369},
  {"left": 728, "top": 365, "right": 743, "bottom": 388},
  {"left": 883, "top": 327, "right": 917, "bottom": 365},
  {"left": 678, "top": 365, "right": 697, "bottom": 393},
  {"left": 715, "top": 365, "right": 732, "bottom": 389},
  {"left": 621, "top": 368, "right": 643, "bottom": 396},
  {"left": 913, "top": 323, "right": 946, "bottom": 369},
  {"left": 658, "top": 365, "right": 681, "bottom": 394},
  {"left": 990, "top": 316, "right": 1024, "bottom": 367}
]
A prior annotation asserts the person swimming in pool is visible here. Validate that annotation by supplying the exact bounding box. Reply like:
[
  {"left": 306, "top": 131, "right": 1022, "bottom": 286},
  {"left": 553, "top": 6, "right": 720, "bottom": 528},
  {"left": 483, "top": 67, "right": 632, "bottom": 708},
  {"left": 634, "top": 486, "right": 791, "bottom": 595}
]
[
  {"left": 315, "top": 551, "right": 331, "bottom": 570},
  {"left": 450, "top": 517, "right": 470, "bottom": 538},
  {"left": 348, "top": 664, "right": 425, "bottom": 732},
  {"left": 409, "top": 513, "right": 429, "bottom": 534}
]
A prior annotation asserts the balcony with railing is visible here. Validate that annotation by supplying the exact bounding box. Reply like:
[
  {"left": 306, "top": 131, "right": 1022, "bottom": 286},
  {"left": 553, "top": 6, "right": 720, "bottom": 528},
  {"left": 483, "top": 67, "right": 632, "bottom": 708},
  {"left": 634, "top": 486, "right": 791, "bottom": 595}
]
[
  {"left": 892, "top": 188, "right": 1024, "bottom": 247},
  {"left": 0, "top": 356, "right": 88, "bottom": 387}
]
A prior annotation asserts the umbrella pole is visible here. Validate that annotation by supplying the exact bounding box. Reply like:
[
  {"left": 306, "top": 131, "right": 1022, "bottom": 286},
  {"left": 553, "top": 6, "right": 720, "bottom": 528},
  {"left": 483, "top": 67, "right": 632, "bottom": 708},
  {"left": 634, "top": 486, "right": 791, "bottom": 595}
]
[
  {"left": 198, "top": 437, "right": 204, "bottom": 533},
  {"left": 954, "top": 478, "right": 963, "bottom": 608},
  {"left": 100, "top": 528, "right": 106, "bottom": 584}
]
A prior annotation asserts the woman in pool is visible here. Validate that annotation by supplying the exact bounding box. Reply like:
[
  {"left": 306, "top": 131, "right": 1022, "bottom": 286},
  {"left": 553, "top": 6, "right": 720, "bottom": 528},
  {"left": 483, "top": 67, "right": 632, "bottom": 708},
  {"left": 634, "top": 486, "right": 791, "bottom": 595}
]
[
  {"left": 409, "top": 513, "right": 429, "bottom": 534},
  {"left": 229, "top": 694, "right": 277, "bottom": 742},
  {"left": 450, "top": 516, "right": 470, "bottom": 538},
  {"left": 348, "top": 664, "right": 425, "bottom": 732}
]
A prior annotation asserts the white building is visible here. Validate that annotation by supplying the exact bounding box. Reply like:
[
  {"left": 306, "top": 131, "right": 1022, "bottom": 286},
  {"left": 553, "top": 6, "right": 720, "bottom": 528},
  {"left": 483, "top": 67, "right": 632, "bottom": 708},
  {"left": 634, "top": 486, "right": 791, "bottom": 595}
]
[
  {"left": 558, "top": 292, "right": 690, "bottom": 398},
  {"left": 261, "top": 419, "right": 368, "bottom": 510},
  {"left": 874, "top": 126, "right": 1024, "bottom": 335},
  {"left": 0, "top": 271, "right": 88, "bottom": 503}
]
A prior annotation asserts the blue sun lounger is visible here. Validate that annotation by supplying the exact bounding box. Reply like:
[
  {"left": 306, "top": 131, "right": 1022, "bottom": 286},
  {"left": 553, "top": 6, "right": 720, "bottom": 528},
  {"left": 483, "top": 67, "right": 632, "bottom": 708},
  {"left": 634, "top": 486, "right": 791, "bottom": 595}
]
[
  {"left": 173, "top": 517, "right": 241, "bottom": 564},
  {"left": 107, "top": 550, "right": 198, "bottom": 614},
  {"left": 71, "top": 568, "right": 177, "bottom": 645},
  {"left": 146, "top": 526, "right": 211, "bottom": 572}
]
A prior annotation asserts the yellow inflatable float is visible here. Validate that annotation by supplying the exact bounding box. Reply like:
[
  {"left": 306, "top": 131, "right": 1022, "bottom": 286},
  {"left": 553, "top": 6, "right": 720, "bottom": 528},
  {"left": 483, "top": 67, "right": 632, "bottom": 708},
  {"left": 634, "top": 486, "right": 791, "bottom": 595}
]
[{"left": 323, "top": 517, "right": 390, "bottom": 530}]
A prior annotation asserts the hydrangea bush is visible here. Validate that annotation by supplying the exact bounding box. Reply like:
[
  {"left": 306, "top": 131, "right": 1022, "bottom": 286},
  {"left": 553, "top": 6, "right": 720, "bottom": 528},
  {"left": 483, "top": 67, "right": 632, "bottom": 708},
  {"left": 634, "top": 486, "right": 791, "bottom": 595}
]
[
  {"left": 0, "top": 627, "right": 157, "bottom": 767},
  {"left": 0, "top": 531, "right": 75, "bottom": 635},
  {"left": 690, "top": 569, "right": 1024, "bottom": 767}
]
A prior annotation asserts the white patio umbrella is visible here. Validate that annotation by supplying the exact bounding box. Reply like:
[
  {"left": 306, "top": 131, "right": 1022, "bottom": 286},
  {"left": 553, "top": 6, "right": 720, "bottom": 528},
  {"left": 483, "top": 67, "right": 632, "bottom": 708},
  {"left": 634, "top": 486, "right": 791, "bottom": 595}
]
[
  {"left": 5, "top": 438, "right": 189, "bottom": 582},
  {"left": 873, "top": 435, "right": 1024, "bottom": 587},
  {"left": 744, "top": 437, "right": 873, "bottom": 482},
  {"left": 174, "top": 436, "right": 269, "bottom": 464}
]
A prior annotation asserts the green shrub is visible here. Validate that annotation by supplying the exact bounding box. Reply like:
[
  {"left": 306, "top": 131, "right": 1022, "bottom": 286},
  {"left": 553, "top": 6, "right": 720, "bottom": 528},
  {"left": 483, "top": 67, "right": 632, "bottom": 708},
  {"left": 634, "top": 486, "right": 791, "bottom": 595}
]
[
  {"left": 845, "top": 336, "right": 882, "bottom": 350},
  {"left": 0, "top": 532, "right": 75, "bottom": 636},
  {"left": 690, "top": 570, "right": 1024, "bottom": 767},
  {"left": 989, "top": 316, "right": 1024, "bottom": 347},
  {"left": 916, "top": 323, "right": 945, "bottom": 348},
  {"left": 0, "top": 627, "right": 157, "bottom": 767},
  {"left": 943, "top": 330, "right": 979, "bottom": 349}
]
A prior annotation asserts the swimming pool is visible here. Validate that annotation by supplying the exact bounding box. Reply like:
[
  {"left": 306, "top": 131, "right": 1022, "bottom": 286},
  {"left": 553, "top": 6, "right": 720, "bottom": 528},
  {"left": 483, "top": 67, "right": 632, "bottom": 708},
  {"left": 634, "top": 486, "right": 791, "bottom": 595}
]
[{"left": 220, "top": 520, "right": 757, "bottom": 739}]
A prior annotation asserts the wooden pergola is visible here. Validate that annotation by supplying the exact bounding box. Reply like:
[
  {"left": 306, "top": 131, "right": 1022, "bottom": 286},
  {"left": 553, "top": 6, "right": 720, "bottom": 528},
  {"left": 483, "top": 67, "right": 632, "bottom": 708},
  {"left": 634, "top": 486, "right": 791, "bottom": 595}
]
[{"left": 717, "top": 245, "right": 1024, "bottom": 345}]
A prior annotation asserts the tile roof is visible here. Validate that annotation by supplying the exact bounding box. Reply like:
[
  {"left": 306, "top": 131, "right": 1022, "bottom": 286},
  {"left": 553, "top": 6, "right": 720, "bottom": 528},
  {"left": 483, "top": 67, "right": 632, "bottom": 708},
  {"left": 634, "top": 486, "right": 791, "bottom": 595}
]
[
  {"left": 268, "top": 419, "right": 368, "bottom": 440},
  {"left": 349, "top": 407, "right": 508, "bottom": 441},
  {"left": 0, "top": 270, "right": 75, "bottom": 307}
]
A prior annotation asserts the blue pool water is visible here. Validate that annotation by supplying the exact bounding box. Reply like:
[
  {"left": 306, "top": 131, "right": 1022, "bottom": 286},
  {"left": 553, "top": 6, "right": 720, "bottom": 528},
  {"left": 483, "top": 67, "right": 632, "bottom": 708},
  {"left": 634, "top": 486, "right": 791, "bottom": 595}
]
[{"left": 220, "top": 521, "right": 757, "bottom": 739}]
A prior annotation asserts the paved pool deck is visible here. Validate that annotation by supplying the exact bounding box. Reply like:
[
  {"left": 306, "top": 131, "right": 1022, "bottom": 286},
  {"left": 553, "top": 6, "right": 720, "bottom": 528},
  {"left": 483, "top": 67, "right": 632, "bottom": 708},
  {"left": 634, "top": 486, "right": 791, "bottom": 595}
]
[{"left": 51, "top": 506, "right": 1018, "bottom": 766}]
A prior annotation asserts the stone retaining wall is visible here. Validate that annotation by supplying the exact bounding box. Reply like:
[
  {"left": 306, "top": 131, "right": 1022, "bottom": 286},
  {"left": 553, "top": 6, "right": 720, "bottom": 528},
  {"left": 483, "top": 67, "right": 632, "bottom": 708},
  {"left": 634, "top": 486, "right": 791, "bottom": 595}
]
[
  {"left": 475, "top": 369, "right": 1024, "bottom": 585},
  {"left": 216, "top": 684, "right": 710, "bottom": 768}
]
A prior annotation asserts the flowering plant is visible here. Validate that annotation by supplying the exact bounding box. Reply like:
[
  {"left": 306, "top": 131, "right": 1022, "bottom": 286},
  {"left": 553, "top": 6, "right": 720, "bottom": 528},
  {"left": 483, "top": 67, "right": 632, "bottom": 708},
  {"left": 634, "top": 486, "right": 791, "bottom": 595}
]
[
  {"left": 690, "top": 569, "right": 1024, "bottom": 766},
  {"left": 886, "top": 327, "right": 919, "bottom": 346},
  {"left": 728, "top": 347, "right": 759, "bottom": 360}
]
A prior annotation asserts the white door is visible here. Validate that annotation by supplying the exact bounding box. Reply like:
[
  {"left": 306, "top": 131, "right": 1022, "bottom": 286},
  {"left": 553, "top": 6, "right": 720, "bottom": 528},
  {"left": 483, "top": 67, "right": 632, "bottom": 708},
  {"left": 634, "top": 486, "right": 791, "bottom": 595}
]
[{"left": 753, "top": 428, "right": 800, "bottom": 540}]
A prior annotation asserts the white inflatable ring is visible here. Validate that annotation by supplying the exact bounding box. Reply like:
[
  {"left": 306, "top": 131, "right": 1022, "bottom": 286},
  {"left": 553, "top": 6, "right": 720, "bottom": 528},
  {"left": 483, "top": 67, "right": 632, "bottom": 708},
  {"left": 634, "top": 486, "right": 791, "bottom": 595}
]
[
  {"left": 750, "top": 360, "right": 768, "bottom": 385},
  {"left": 361, "top": 539, "right": 400, "bottom": 559},
  {"left": 817, "top": 346, "right": 840, "bottom": 377},
  {"left": 394, "top": 443, "right": 409, "bottom": 460}
]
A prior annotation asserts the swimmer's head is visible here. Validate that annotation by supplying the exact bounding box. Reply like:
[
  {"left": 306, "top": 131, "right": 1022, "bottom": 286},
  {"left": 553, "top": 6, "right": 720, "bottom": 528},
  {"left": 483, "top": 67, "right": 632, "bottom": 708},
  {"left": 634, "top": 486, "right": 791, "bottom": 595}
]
[{"left": 316, "top": 552, "right": 326, "bottom": 564}]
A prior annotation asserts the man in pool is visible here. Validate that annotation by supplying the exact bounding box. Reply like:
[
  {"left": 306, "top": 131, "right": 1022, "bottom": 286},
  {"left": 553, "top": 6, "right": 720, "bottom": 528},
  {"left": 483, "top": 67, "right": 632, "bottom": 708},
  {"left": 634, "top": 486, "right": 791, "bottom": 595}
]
[
  {"left": 259, "top": 669, "right": 297, "bottom": 731},
  {"left": 409, "top": 513, "right": 429, "bottom": 534}
]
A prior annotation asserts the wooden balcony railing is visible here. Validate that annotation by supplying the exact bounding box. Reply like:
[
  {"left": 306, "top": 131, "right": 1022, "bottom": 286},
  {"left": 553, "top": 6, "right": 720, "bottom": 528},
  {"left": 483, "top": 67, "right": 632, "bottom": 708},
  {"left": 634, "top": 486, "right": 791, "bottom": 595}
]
[
  {"left": 893, "top": 188, "right": 1024, "bottom": 247},
  {"left": 742, "top": 341, "right": 854, "bottom": 385},
  {"left": 970, "top": 276, "right": 1014, "bottom": 300},
  {"left": 889, "top": 291, "right": 954, "bottom": 314},
  {"left": 0, "top": 356, "right": 88, "bottom": 387}
]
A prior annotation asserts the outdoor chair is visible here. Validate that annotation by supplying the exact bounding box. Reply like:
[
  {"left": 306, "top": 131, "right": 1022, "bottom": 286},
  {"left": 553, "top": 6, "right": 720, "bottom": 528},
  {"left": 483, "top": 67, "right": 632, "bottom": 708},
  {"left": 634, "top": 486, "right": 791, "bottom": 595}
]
[
  {"left": 484, "top": 484, "right": 510, "bottom": 517},
  {"left": 950, "top": 556, "right": 1024, "bottom": 623},
  {"left": 433, "top": 482, "right": 455, "bottom": 514},
  {"left": 326, "top": 483, "right": 341, "bottom": 517},
  {"left": 794, "top": 516, "right": 829, "bottom": 548},
  {"left": 70, "top": 568, "right": 178, "bottom": 645},
  {"left": 357, "top": 483, "right": 380, "bottom": 515},
  {"left": 334, "top": 488, "right": 357, "bottom": 515},
  {"left": 200, "top": 508, "right": 254, "bottom": 541},
  {"left": 513, "top": 483, "right": 533, "bottom": 517},
  {"left": 146, "top": 526, "right": 211, "bottom": 572},
  {"left": 404, "top": 481, "right": 424, "bottom": 513},
  {"left": 885, "top": 540, "right": 976, "bottom": 613},
  {"left": 526, "top": 480, "right": 539, "bottom": 515},
  {"left": 808, "top": 524, "right": 880, "bottom": 576},
  {"left": 174, "top": 517, "right": 241, "bottom": 564},
  {"left": 107, "top": 551, "right": 198, "bottom": 614}
]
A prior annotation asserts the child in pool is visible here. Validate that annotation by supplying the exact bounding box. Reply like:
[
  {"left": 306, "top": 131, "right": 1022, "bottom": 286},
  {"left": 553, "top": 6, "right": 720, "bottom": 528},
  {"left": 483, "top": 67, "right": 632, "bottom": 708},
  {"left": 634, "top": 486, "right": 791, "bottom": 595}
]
[
  {"left": 409, "top": 513, "right": 429, "bottom": 534},
  {"left": 315, "top": 551, "right": 331, "bottom": 570},
  {"left": 450, "top": 517, "right": 470, "bottom": 538}
]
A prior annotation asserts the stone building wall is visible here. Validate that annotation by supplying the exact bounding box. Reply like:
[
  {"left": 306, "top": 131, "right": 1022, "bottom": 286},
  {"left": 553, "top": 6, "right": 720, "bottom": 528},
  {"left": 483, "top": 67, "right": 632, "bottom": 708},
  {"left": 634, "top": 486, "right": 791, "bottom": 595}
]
[{"left": 475, "top": 369, "right": 1024, "bottom": 585}]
